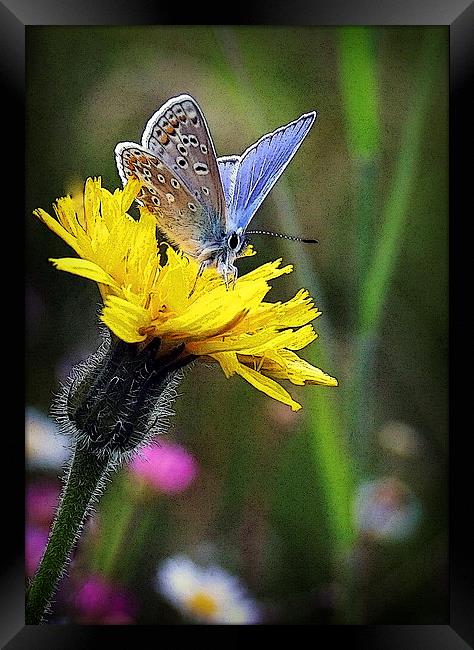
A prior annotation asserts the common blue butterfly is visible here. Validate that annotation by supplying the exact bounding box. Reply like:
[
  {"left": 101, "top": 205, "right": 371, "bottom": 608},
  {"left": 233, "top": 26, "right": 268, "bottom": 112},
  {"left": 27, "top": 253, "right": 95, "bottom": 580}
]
[{"left": 115, "top": 94, "right": 317, "bottom": 284}]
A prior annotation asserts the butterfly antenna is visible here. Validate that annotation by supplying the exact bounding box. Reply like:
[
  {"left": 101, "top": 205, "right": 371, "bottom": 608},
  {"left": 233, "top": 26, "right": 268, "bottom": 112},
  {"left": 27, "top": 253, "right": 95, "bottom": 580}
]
[{"left": 246, "top": 230, "right": 318, "bottom": 244}]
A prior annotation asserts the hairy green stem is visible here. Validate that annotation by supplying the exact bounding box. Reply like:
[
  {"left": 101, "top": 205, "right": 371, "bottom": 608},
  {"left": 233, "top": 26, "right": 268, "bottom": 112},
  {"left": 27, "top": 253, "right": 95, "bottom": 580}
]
[
  {"left": 26, "top": 331, "right": 190, "bottom": 624},
  {"left": 26, "top": 448, "right": 112, "bottom": 624}
]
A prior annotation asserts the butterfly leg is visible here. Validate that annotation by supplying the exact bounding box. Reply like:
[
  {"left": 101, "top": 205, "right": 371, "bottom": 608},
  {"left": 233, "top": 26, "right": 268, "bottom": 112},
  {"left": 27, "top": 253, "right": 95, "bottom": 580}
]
[
  {"left": 221, "top": 270, "right": 229, "bottom": 291},
  {"left": 231, "top": 265, "right": 238, "bottom": 289},
  {"left": 188, "top": 261, "right": 207, "bottom": 298},
  {"left": 215, "top": 254, "right": 238, "bottom": 290},
  {"left": 222, "top": 265, "right": 238, "bottom": 291}
]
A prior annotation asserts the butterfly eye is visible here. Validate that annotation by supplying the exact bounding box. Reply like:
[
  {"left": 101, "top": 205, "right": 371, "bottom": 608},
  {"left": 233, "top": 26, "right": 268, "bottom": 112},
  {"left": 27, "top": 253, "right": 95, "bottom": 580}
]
[{"left": 227, "top": 232, "right": 240, "bottom": 251}]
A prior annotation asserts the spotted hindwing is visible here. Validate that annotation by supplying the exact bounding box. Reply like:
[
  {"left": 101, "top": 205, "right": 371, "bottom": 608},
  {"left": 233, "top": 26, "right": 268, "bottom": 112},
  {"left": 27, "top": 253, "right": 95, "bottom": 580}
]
[
  {"left": 140, "top": 94, "right": 226, "bottom": 225},
  {"left": 115, "top": 143, "right": 220, "bottom": 257}
]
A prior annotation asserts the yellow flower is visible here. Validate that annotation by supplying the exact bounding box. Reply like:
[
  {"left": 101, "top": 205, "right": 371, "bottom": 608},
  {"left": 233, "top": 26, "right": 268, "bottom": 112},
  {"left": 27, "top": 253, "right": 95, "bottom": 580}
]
[{"left": 34, "top": 177, "right": 338, "bottom": 412}]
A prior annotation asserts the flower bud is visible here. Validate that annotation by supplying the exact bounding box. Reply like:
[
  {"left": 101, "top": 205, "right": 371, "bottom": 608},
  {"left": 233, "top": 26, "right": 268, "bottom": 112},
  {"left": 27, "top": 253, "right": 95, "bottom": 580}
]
[{"left": 52, "top": 330, "right": 191, "bottom": 464}]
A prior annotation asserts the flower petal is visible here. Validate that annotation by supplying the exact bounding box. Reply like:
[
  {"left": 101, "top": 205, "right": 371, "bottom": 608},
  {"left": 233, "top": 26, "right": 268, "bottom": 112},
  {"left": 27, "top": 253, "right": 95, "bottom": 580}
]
[
  {"left": 118, "top": 177, "right": 142, "bottom": 213},
  {"left": 157, "top": 278, "right": 268, "bottom": 341},
  {"left": 101, "top": 295, "right": 151, "bottom": 343},
  {"left": 240, "top": 350, "right": 339, "bottom": 387},
  {"left": 237, "top": 258, "right": 293, "bottom": 285},
  {"left": 34, "top": 208, "right": 81, "bottom": 254},
  {"left": 50, "top": 257, "right": 120, "bottom": 290},
  {"left": 210, "top": 352, "right": 302, "bottom": 411}
]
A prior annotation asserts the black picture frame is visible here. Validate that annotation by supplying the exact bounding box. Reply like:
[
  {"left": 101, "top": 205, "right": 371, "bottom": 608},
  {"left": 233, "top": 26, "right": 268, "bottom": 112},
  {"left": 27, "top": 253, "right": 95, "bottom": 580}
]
[{"left": 3, "top": 0, "right": 472, "bottom": 646}]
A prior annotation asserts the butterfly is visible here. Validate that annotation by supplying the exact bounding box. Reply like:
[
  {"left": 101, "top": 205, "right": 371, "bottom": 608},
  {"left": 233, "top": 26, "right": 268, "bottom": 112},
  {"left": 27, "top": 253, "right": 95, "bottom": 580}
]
[{"left": 115, "top": 94, "right": 317, "bottom": 285}]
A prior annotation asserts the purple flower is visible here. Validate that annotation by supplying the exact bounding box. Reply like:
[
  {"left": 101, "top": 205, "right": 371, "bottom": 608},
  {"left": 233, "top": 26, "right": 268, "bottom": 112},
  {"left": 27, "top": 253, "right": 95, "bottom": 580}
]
[
  {"left": 73, "top": 575, "right": 137, "bottom": 623},
  {"left": 26, "top": 526, "right": 48, "bottom": 576},
  {"left": 129, "top": 441, "right": 198, "bottom": 494},
  {"left": 74, "top": 576, "right": 111, "bottom": 616},
  {"left": 26, "top": 481, "right": 60, "bottom": 527}
]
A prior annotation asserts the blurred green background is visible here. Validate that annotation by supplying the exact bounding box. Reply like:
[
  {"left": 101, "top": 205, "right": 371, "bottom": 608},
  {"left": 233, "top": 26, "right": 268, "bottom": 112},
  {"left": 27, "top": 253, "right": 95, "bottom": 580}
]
[{"left": 26, "top": 26, "right": 448, "bottom": 624}]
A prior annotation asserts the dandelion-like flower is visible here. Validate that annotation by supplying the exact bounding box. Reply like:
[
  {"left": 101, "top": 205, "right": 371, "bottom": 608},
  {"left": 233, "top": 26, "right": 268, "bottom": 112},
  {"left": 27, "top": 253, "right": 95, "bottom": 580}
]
[
  {"left": 35, "top": 177, "right": 337, "bottom": 412},
  {"left": 157, "top": 555, "right": 260, "bottom": 624},
  {"left": 28, "top": 176, "right": 338, "bottom": 625}
]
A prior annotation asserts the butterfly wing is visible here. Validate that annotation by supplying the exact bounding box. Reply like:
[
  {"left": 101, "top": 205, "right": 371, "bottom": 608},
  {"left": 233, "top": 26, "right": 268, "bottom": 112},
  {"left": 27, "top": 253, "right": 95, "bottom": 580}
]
[
  {"left": 141, "top": 94, "right": 227, "bottom": 227},
  {"left": 217, "top": 156, "right": 239, "bottom": 209},
  {"left": 115, "top": 142, "right": 222, "bottom": 257},
  {"left": 221, "top": 111, "right": 317, "bottom": 232}
]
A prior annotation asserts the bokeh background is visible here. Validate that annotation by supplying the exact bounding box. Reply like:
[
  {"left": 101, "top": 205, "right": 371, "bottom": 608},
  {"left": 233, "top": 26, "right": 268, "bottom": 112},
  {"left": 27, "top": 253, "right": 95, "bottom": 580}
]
[{"left": 26, "top": 26, "right": 448, "bottom": 624}]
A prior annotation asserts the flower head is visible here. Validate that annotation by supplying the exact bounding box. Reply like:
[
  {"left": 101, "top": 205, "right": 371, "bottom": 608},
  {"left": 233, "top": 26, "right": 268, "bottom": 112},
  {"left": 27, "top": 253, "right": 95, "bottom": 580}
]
[
  {"left": 129, "top": 441, "right": 198, "bottom": 493},
  {"left": 157, "top": 555, "right": 260, "bottom": 624},
  {"left": 35, "top": 178, "right": 337, "bottom": 411}
]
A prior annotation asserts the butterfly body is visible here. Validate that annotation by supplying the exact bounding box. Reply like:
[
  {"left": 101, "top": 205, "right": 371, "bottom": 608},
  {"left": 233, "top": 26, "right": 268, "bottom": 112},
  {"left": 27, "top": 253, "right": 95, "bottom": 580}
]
[{"left": 115, "top": 94, "right": 316, "bottom": 283}]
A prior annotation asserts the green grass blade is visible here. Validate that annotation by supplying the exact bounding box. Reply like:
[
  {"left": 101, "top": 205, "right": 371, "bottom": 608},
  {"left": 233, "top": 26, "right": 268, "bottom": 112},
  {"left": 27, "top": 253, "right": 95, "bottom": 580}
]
[
  {"left": 360, "top": 31, "right": 443, "bottom": 334},
  {"left": 338, "top": 27, "right": 380, "bottom": 159}
]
